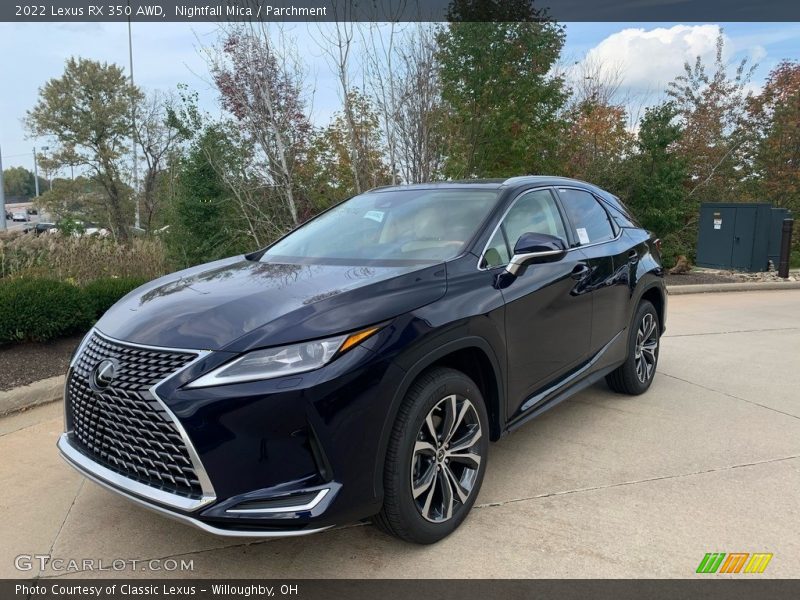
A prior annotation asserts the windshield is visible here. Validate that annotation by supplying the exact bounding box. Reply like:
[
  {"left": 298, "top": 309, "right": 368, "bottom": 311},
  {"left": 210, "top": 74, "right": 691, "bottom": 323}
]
[{"left": 263, "top": 189, "right": 499, "bottom": 263}]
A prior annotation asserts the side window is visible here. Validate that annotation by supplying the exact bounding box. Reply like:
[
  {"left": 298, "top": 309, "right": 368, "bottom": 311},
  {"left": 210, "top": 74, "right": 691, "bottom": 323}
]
[
  {"left": 559, "top": 188, "right": 615, "bottom": 245},
  {"left": 480, "top": 188, "right": 567, "bottom": 268},
  {"left": 502, "top": 189, "right": 567, "bottom": 250}
]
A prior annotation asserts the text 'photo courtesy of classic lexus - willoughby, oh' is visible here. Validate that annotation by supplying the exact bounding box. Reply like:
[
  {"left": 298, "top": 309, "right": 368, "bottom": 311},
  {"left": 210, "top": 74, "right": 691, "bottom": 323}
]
[{"left": 58, "top": 176, "right": 666, "bottom": 544}]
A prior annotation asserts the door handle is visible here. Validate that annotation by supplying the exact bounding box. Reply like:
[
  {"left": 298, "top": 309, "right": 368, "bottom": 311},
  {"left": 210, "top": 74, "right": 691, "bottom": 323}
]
[{"left": 570, "top": 263, "right": 590, "bottom": 279}]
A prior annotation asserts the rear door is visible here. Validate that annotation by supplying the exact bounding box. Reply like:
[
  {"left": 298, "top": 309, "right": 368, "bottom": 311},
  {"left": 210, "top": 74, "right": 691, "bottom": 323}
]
[
  {"left": 481, "top": 187, "right": 592, "bottom": 417},
  {"left": 556, "top": 187, "right": 633, "bottom": 354}
]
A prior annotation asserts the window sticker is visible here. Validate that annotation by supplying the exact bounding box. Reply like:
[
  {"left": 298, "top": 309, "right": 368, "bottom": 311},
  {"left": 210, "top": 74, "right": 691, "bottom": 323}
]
[
  {"left": 576, "top": 227, "right": 590, "bottom": 245},
  {"left": 363, "top": 210, "right": 385, "bottom": 223}
]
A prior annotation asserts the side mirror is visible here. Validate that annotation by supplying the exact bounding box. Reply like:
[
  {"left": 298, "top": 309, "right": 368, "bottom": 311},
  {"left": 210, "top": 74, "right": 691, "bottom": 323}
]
[{"left": 506, "top": 232, "right": 568, "bottom": 276}]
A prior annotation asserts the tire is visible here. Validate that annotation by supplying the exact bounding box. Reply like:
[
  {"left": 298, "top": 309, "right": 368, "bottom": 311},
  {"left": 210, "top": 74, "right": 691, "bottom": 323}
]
[
  {"left": 606, "top": 300, "right": 661, "bottom": 395},
  {"left": 374, "top": 367, "right": 489, "bottom": 544}
]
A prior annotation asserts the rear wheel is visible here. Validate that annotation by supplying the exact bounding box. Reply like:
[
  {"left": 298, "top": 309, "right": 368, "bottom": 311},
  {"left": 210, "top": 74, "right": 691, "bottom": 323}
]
[
  {"left": 606, "top": 300, "right": 660, "bottom": 395},
  {"left": 374, "top": 367, "right": 489, "bottom": 544}
]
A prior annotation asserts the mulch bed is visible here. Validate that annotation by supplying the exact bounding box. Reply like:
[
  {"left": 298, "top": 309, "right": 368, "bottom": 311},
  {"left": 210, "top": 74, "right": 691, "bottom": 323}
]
[
  {"left": 0, "top": 334, "right": 85, "bottom": 391},
  {"left": 664, "top": 272, "right": 739, "bottom": 286}
]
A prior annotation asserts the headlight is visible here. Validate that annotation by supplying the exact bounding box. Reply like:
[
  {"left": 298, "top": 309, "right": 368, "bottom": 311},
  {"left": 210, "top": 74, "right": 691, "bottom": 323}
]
[{"left": 186, "top": 326, "right": 380, "bottom": 388}]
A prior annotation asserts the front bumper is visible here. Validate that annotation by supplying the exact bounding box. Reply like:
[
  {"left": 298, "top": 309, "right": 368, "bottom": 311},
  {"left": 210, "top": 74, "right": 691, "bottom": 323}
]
[
  {"left": 59, "top": 328, "right": 406, "bottom": 537},
  {"left": 58, "top": 434, "right": 332, "bottom": 538}
]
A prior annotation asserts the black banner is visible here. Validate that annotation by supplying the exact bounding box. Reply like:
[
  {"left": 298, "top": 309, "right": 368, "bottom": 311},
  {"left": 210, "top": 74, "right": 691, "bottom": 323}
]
[
  {"left": 3, "top": 0, "right": 800, "bottom": 23},
  {"left": 5, "top": 580, "right": 800, "bottom": 600}
]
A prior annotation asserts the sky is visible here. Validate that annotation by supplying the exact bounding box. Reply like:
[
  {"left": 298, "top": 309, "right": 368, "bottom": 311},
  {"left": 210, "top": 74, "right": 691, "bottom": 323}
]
[{"left": 1, "top": 21, "right": 800, "bottom": 173}]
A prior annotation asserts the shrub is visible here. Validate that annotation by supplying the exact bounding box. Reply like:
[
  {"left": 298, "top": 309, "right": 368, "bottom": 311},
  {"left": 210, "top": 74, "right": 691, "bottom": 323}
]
[
  {"left": 0, "top": 278, "right": 92, "bottom": 343},
  {"left": 83, "top": 277, "right": 147, "bottom": 319},
  {"left": 0, "top": 233, "right": 168, "bottom": 284},
  {"left": 790, "top": 248, "right": 800, "bottom": 269}
]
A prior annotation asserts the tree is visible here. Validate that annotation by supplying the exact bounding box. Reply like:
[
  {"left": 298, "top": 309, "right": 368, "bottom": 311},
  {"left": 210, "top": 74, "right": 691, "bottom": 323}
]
[
  {"left": 306, "top": 90, "right": 392, "bottom": 203},
  {"left": 559, "top": 54, "right": 633, "bottom": 187},
  {"left": 667, "top": 32, "right": 756, "bottom": 205},
  {"left": 26, "top": 57, "right": 142, "bottom": 241},
  {"left": 38, "top": 175, "right": 114, "bottom": 225},
  {"left": 622, "top": 102, "right": 689, "bottom": 264},
  {"left": 393, "top": 24, "right": 446, "bottom": 183},
  {"left": 136, "top": 91, "right": 186, "bottom": 232},
  {"left": 208, "top": 24, "right": 314, "bottom": 230},
  {"left": 437, "top": 19, "right": 568, "bottom": 177},
  {"left": 560, "top": 99, "right": 633, "bottom": 187},
  {"left": 164, "top": 124, "right": 252, "bottom": 268},
  {"left": 359, "top": 23, "right": 445, "bottom": 184},
  {"left": 2, "top": 166, "right": 38, "bottom": 198},
  {"left": 316, "top": 7, "right": 365, "bottom": 193},
  {"left": 747, "top": 61, "right": 800, "bottom": 222},
  {"left": 361, "top": 22, "right": 401, "bottom": 185}
]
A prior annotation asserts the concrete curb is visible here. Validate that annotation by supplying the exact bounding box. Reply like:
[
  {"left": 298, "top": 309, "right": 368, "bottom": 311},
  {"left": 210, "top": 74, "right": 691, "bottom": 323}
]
[
  {"left": 0, "top": 375, "right": 64, "bottom": 417},
  {"left": 668, "top": 281, "right": 800, "bottom": 295}
]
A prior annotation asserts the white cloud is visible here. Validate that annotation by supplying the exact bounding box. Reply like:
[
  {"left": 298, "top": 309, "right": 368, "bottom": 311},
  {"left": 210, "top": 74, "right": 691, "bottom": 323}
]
[{"left": 571, "top": 24, "right": 727, "bottom": 97}]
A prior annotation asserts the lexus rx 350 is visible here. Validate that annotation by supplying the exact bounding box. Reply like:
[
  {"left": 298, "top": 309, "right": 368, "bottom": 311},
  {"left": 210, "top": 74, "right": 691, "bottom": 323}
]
[{"left": 59, "top": 176, "right": 666, "bottom": 544}]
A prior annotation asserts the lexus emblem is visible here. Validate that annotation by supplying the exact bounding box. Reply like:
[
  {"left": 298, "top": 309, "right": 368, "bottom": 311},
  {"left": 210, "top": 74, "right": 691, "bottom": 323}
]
[{"left": 91, "top": 359, "right": 118, "bottom": 390}]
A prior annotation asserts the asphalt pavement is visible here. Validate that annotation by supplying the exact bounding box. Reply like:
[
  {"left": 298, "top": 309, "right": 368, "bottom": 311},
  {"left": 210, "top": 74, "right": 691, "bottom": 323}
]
[
  {"left": 1, "top": 289, "right": 798, "bottom": 578},
  {"left": 2, "top": 211, "right": 40, "bottom": 233}
]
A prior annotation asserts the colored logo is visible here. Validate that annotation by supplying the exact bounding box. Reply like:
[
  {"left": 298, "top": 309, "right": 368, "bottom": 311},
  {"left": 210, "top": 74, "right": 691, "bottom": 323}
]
[{"left": 696, "top": 552, "right": 773, "bottom": 574}]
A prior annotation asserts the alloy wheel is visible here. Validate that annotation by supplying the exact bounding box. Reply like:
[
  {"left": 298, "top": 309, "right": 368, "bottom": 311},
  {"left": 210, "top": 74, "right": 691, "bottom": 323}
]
[
  {"left": 634, "top": 312, "right": 658, "bottom": 383},
  {"left": 410, "top": 394, "right": 483, "bottom": 523}
]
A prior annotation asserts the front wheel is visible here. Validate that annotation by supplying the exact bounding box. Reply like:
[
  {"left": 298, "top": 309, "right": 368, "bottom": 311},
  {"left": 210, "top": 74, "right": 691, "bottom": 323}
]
[
  {"left": 374, "top": 367, "right": 489, "bottom": 544},
  {"left": 606, "top": 300, "right": 660, "bottom": 395}
]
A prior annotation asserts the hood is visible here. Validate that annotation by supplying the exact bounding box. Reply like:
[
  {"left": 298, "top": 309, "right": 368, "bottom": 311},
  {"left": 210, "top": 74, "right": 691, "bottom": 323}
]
[{"left": 95, "top": 256, "right": 447, "bottom": 352}]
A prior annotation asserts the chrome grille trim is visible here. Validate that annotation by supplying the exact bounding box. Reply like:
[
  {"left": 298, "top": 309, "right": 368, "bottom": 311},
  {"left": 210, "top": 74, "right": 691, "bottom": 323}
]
[{"left": 64, "top": 328, "right": 216, "bottom": 511}]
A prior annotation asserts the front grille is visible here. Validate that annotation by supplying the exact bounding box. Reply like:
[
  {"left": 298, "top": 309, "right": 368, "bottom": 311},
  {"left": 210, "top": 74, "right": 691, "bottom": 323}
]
[{"left": 66, "top": 332, "right": 203, "bottom": 499}]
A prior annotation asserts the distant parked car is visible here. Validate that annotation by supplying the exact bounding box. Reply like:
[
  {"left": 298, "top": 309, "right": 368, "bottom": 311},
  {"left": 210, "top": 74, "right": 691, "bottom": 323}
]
[
  {"left": 4, "top": 211, "right": 12, "bottom": 221},
  {"left": 34, "top": 222, "right": 57, "bottom": 236},
  {"left": 82, "top": 223, "right": 110, "bottom": 237},
  {"left": 12, "top": 212, "right": 29, "bottom": 222},
  {"left": 27, "top": 207, "right": 38, "bottom": 215}
]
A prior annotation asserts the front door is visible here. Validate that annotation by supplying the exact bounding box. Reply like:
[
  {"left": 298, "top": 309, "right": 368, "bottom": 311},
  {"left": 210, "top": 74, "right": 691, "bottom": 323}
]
[{"left": 480, "top": 187, "right": 593, "bottom": 418}]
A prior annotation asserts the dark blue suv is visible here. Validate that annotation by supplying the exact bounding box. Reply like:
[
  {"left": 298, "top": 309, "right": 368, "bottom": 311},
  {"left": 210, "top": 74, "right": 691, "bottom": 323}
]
[{"left": 59, "top": 176, "right": 666, "bottom": 544}]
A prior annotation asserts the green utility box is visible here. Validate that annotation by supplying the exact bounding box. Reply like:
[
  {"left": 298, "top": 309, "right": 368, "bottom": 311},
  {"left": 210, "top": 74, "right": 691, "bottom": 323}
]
[{"left": 696, "top": 203, "right": 791, "bottom": 272}]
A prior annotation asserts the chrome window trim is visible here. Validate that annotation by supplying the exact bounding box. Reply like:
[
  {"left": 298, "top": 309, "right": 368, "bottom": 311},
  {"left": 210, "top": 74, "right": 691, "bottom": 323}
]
[
  {"left": 477, "top": 185, "right": 623, "bottom": 271},
  {"left": 63, "top": 328, "right": 217, "bottom": 512},
  {"left": 225, "top": 489, "right": 330, "bottom": 514}
]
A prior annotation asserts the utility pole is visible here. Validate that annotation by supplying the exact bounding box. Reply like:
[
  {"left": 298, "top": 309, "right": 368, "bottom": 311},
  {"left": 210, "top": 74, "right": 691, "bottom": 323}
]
[
  {"left": 41, "top": 146, "right": 52, "bottom": 191},
  {"left": 128, "top": 3, "right": 140, "bottom": 230},
  {"left": 0, "top": 143, "right": 7, "bottom": 232},
  {"left": 33, "top": 146, "right": 40, "bottom": 197}
]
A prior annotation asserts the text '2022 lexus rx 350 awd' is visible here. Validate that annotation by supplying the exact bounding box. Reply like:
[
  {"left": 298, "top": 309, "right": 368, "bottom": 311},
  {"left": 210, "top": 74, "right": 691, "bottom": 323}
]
[{"left": 58, "top": 176, "right": 666, "bottom": 544}]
